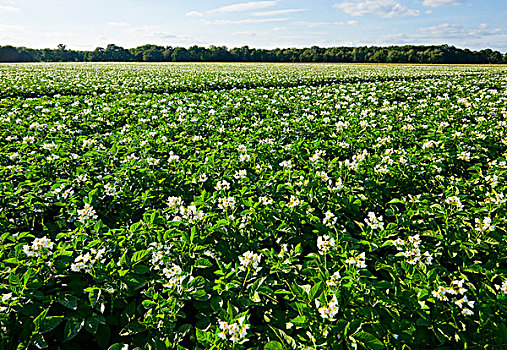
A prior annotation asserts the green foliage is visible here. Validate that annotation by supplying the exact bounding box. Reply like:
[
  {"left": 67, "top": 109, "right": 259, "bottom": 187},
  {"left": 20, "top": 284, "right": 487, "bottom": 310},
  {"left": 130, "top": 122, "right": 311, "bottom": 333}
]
[
  {"left": 1, "top": 44, "right": 506, "bottom": 64},
  {"left": 0, "top": 63, "right": 506, "bottom": 349}
]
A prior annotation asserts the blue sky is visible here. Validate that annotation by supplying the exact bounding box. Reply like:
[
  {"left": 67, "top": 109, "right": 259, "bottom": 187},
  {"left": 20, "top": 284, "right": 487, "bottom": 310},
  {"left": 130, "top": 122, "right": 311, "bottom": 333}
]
[{"left": 0, "top": 0, "right": 506, "bottom": 51}]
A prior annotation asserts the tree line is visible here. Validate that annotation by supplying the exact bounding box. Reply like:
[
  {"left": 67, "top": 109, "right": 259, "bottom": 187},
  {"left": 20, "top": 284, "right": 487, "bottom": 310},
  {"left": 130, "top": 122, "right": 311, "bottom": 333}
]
[{"left": 1, "top": 44, "right": 506, "bottom": 64}]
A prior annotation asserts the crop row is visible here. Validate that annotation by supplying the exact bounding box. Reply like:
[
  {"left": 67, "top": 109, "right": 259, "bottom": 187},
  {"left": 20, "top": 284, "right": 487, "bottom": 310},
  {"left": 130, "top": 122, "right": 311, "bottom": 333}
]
[{"left": 1, "top": 63, "right": 504, "bottom": 99}]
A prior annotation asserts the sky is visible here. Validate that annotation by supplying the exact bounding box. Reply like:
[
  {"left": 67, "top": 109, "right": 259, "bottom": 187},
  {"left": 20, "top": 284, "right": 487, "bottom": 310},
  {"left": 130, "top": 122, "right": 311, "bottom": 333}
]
[{"left": 0, "top": 0, "right": 506, "bottom": 52}]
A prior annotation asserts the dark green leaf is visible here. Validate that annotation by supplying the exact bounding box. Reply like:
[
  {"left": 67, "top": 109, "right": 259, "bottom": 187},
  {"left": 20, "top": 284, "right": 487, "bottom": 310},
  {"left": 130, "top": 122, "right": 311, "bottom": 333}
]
[
  {"left": 264, "top": 341, "right": 284, "bottom": 350},
  {"left": 63, "top": 319, "right": 84, "bottom": 342},
  {"left": 40, "top": 316, "right": 64, "bottom": 334},
  {"left": 352, "top": 332, "right": 384, "bottom": 350},
  {"left": 58, "top": 295, "right": 79, "bottom": 310}
]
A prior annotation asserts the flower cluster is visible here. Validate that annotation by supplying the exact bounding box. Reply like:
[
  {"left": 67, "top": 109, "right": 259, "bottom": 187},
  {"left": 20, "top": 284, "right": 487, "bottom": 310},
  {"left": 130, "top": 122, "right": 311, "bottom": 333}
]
[
  {"left": 323, "top": 211, "right": 337, "bottom": 227},
  {"left": 239, "top": 153, "right": 251, "bottom": 162},
  {"left": 23, "top": 136, "right": 35, "bottom": 144},
  {"left": 326, "top": 271, "right": 342, "bottom": 287},
  {"left": 161, "top": 265, "right": 185, "bottom": 289},
  {"left": 50, "top": 185, "right": 74, "bottom": 200},
  {"left": 146, "top": 157, "right": 160, "bottom": 166},
  {"left": 167, "top": 196, "right": 183, "bottom": 210},
  {"left": 484, "top": 174, "right": 499, "bottom": 187},
  {"left": 0, "top": 293, "right": 17, "bottom": 313},
  {"left": 168, "top": 151, "right": 179, "bottom": 163},
  {"left": 316, "top": 295, "right": 339, "bottom": 319},
  {"left": 343, "top": 149, "right": 368, "bottom": 171},
  {"left": 345, "top": 252, "right": 367, "bottom": 268},
  {"left": 218, "top": 316, "right": 249, "bottom": 344},
  {"left": 279, "top": 160, "right": 293, "bottom": 169},
  {"left": 215, "top": 180, "right": 230, "bottom": 191},
  {"left": 309, "top": 149, "right": 325, "bottom": 163},
  {"left": 287, "top": 195, "right": 302, "bottom": 208},
  {"left": 77, "top": 203, "right": 98, "bottom": 224},
  {"left": 238, "top": 251, "right": 262, "bottom": 275},
  {"left": 23, "top": 236, "right": 54, "bottom": 257},
  {"left": 317, "top": 235, "right": 336, "bottom": 255},
  {"left": 70, "top": 248, "right": 106, "bottom": 273},
  {"left": 104, "top": 183, "right": 118, "bottom": 196},
  {"left": 364, "top": 211, "right": 384, "bottom": 230},
  {"left": 278, "top": 244, "right": 288, "bottom": 257},
  {"left": 259, "top": 196, "right": 273, "bottom": 206},
  {"left": 393, "top": 234, "right": 433, "bottom": 265},
  {"left": 444, "top": 195, "right": 464, "bottom": 211},
  {"left": 149, "top": 242, "right": 171, "bottom": 270},
  {"left": 233, "top": 169, "right": 247, "bottom": 180},
  {"left": 75, "top": 173, "right": 88, "bottom": 183},
  {"left": 474, "top": 217, "right": 495, "bottom": 232},
  {"left": 218, "top": 196, "right": 236, "bottom": 211},
  {"left": 483, "top": 192, "right": 506, "bottom": 206},
  {"left": 432, "top": 279, "right": 475, "bottom": 316},
  {"left": 495, "top": 280, "right": 507, "bottom": 294},
  {"left": 191, "top": 172, "right": 208, "bottom": 184},
  {"left": 178, "top": 204, "right": 205, "bottom": 223},
  {"left": 457, "top": 151, "right": 471, "bottom": 161},
  {"left": 315, "top": 171, "right": 329, "bottom": 182},
  {"left": 149, "top": 243, "right": 188, "bottom": 290},
  {"left": 327, "top": 178, "right": 344, "bottom": 192}
]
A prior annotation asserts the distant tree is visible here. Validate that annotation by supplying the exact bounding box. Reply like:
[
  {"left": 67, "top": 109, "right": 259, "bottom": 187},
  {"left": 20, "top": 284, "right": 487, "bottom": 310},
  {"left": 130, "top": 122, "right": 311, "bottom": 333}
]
[
  {"left": 52, "top": 44, "right": 68, "bottom": 61},
  {"left": 0, "top": 46, "right": 20, "bottom": 62},
  {"left": 143, "top": 47, "right": 164, "bottom": 62},
  {"left": 230, "top": 46, "right": 251, "bottom": 61},
  {"left": 88, "top": 47, "right": 106, "bottom": 61},
  {"left": 0, "top": 43, "right": 505, "bottom": 64},
  {"left": 480, "top": 49, "right": 502, "bottom": 64},
  {"left": 162, "top": 47, "right": 174, "bottom": 61},
  {"left": 187, "top": 45, "right": 207, "bottom": 61},
  {"left": 208, "top": 46, "right": 231, "bottom": 61},
  {"left": 171, "top": 47, "right": 189, "bottom": 62},
  {"left": 370, "top": 48, "right": 387, "bottom": 63},
  {"left": 104, "top": 44, "right": 132, "bottom": 61}
]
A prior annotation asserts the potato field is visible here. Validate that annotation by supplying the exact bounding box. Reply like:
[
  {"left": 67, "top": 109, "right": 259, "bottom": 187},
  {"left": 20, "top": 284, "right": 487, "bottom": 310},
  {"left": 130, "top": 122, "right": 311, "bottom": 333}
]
[{"left": 0, "top": 63, "right": 506, "bottom": 349}]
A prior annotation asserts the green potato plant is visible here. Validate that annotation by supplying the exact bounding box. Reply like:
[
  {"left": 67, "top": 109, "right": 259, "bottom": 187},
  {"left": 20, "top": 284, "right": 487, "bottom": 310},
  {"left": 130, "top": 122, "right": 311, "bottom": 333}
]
[{"left": 0, "top": 63, "right": 506, "bottom": 349}]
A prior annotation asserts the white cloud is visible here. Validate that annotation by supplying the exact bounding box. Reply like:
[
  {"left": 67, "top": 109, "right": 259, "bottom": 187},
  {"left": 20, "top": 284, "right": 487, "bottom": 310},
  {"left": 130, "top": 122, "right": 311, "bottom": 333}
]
[
  {"left": 186, "top": 11, "right": 203, "bottom": 17},
  {"left": 151, "top": 32, "right": 178, "bottom": 39},
  {"left": 419, "top": 23, "right": 502, "bottom": 38},
  {"left": 252, "top": 9, "right": 307, "bottom": 16},
  {"left": 298, "top": 22, "right": 330, "bottom": 28},
  {"left": 0, "top": 5, "right": 19, "bottom": 12},
  {"left": 207, "top": 1, "right": 278, "bottom": 14},
  {"left": 232, "top": 31, "right": 258, "bottom": 36},
  {"left": 0, "top": 24, "right": 24, "bottom": 31},
  {"left": 276, "top": 34, "right": 314, "bottom": 40},
  {"left": 295, "top": 20, "right": 358, "bottom": 28},
  {"left": 129, "top": 25, "right": 177, "bottom": 38},
  {"left": 422, "top": 0, "right": 464, "bottom": 7},
  {"left": 370, "top": 23, "right": 506, "bottom": 50},
  {"left": 205, "top": 17, "right": 288, "bottom": 25},
  {"left": 107, "top": 22, "right": 129, "bottom": 27},
  {"left": 419, "top": 23, "right": 464, "bottom": 37},
  {"left": 334, "top": 0, "right": 419, "bottom": 18},
  {"left": 118, "top": 25, "right": 203, "bottom": 46}
]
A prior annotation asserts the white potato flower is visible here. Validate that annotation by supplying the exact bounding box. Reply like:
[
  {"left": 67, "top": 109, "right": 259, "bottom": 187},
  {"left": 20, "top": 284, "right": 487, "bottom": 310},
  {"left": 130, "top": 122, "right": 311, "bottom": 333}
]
[
  {"left": 317, "top": 235, "right": 335, "bottom": 255},
  {"left": 364, "top": 211, "right": 384, "bottom": 230},
  {"left": 238, "top": 251, "right": 262, "bottom": 275}
]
